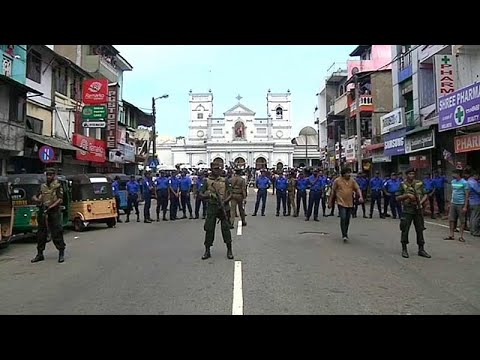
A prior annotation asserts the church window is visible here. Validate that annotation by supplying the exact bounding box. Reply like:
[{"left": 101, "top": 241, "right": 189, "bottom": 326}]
[
  {"left": 197, "top": 113, "right": 203, "bottom": 119},
  {"left": 276, "top": 107, "right": 283, "bottom": 119}
]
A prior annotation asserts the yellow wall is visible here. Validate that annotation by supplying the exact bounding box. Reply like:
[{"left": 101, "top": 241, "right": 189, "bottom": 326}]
[{"left": 26, "top": 101, "right": 53, "bottom": 136}]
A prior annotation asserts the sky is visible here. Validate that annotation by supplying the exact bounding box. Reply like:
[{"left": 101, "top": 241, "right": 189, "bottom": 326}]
[{"left": 115, "top": 45, "right": 355, "bottom": 137}]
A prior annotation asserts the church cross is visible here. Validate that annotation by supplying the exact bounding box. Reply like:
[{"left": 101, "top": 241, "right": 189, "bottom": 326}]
[{"left": 236, "top": 94, "right": 243, "bottom": 102}]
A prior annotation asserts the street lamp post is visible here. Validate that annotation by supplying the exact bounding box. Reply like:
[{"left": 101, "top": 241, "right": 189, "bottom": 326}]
[{"left": 152, "top": 94, "right": 169, "bottom": 166}]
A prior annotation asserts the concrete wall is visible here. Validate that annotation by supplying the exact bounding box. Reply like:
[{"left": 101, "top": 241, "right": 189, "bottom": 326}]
[
  {"left": 371, "top": 71, "right": 393, "bottom": 137},
  {"left": 455, "top": 51, "right": 480, "bottom": 89},
  {"left": 27, "top": 102, "right": 52, "bottom": 136},
  {"left": 53, "top": 45, "right": 77, "bottom": 64}
]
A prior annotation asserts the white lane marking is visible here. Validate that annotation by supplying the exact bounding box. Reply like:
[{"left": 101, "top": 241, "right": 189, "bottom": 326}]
[
  {"left": 237, "top": 220, "right": 243, "bottom": 236},
  {"left": 232, "top": 261, "right": 243, "bottom": 315},
  {"left": 424, "top": 220, "right": 449, "bottom": 229}
]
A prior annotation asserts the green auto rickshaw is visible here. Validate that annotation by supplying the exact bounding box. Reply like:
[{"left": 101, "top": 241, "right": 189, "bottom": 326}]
[{"left": 8, "top": 174, "right": 71, "bottom": 235}]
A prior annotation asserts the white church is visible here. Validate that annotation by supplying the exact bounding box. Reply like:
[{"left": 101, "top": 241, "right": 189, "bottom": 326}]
[{"left": 158, "top": 90, "right": 296, "bottom": 169}]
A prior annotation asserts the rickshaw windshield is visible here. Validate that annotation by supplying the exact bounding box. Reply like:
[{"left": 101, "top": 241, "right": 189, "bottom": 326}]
[
  {"left": 10, "top": 184, "right": 40, "bottom": 205},
  {"left": 0, "top": 183, "right": 9, "bottom": 201},
  {"left": 72, "top": 183, "right": 114, "bottom": 201}
]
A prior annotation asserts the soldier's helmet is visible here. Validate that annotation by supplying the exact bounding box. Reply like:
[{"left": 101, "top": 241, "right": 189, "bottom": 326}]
[{"left": 45, "top": 167, "right": 56, "bottom": 175}]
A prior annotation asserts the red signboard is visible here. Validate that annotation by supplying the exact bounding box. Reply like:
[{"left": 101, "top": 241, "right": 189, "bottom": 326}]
[
  {"left": 454, "top": 133, "right": 480, "bottom": 153},
  {"left": 82, "top": 79, "right": 109, "bottom": 105},
  {"left": 107, "top": 84, "right": 119, "bottom": 149},
  {"left": 72, "top": 133, "right": 107, "bottom": 163}
]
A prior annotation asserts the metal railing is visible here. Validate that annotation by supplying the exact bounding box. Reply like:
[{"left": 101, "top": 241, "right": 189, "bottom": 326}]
[{"left": 399, "top": 51, "right": 412, "bottom": 70}]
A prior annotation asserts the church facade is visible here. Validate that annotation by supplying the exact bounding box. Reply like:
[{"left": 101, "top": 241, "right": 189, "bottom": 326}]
[{"left": 167, "top": 90, "right": 295, "bottom": 169}]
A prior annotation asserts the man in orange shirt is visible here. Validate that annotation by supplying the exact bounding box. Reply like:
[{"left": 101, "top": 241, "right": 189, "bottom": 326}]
[{"left": 329, "top": 168, "right": 364, "bottom": 242}]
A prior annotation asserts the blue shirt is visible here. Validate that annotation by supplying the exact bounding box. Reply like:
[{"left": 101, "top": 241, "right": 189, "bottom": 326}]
[
  {"left": 467, "top": 177, "right": 480, "bottom": 206},
  {"left": 276, "top": 176, "right": 288, "bottom": 191},
  {"left": 143, "top": 177, "right": 153, "bottom": 196},
  {"left": 296, "top": 178, "right": 309, "bottom": 192},
  {"left": 308, "top": 175, "right": 323, "bottom": 192},
  {"left": 423, "top": 178, "right": 434, "bottom": 192},
  {"left": 370, "top": 177, "right": 383, "bottom": 191},
  {"left": 180, "top": 176, "right": 192, "bottom": 192},
  {"left": 156, "top": 176, "right": 169, "bottom": 190},
  {"left": 112, "top": 180, "right": 120, "bottom": 196},
  {"left": 256, "top": 176, "right": 271, "bottom": 190},
  {"left": 384, "top": 179, "right": 402, "bottom": 194},
  {"left": 197, "top": 176, "right": 205, "bottom": 190},
  {"left": 169, "top": 177, "right": 180, "bottom": 192},
  {"left": 356, "top": 177, "right": 369, "bottom": 191},
  {"left": 433, "top": 176, "right": 448, "bottom": 190},
  {"left": 451, "top": 178, "right": 468, "bottom": 205},
  {"left": 126, "top": 180, "right": 139, "bottom": 195}
]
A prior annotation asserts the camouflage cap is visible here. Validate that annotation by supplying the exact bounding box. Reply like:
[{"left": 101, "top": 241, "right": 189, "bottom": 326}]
[{"left": 45, "top": 167, "right": 56, "bottom": 174}]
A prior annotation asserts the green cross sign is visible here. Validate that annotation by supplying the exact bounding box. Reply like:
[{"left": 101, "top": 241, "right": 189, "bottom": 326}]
[
  {"left": 441, "top": 55, "right": 451, "bottom": 64},
  {"left": 454, "top": 105, "right": 465, "bottom": 125}
]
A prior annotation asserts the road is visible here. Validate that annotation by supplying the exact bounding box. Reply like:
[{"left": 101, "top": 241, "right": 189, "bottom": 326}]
[{"left": 1, "top": 188, "right": 479, "bottom": 315}]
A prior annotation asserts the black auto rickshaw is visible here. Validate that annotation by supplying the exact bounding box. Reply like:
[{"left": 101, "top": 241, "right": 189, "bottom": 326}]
[
  {"left": 7, "top": 174, "right": 71, "bottom": 235},
  {"left": 67, "top": 174, "right": 117, "bottom": 232},
  {"left": 105, "top": 173, "right": 129, "bottom": 212},
  {"left": 0, "top": 176, "right": 14, "bottom": 249}
]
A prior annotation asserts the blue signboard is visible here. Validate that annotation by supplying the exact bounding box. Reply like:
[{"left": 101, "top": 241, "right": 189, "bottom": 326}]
[
  {"left": 39, "top": 145, "right": 55, "bottom": 163},
  {"left": 383, "top": 128, "right": 406, "bottom": 157},
  {"left": 438, "top": 82, "right": 480, "bottom": 132},
  {"left": 148, "top": 158, "right": 159, "bottom": 168}
]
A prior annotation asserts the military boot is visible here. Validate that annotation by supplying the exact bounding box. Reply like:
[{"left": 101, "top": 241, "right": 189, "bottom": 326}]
[
  {"left": 226, "top": 243, "right": 234, "bottom": 260},
  {"left": 201, "top": 246, "right": 211, "bottom": 260},
  {"left": 418, "top": 245, "right": 431, "bottom": 258},
  {"left": 31, "top": 252, "right": 45, "bottom": 263},
  {"left": 126, "top": 215, "right": 130, "bottom": 223},
  {"left": 402, "top": 244, "right": 409, "bottom": 258},
  {"left": 58, "top": 250, "right": 65, "bottom": 263},
  {"left": 136, "top": 214, "right": 140, "bottom": 223}
]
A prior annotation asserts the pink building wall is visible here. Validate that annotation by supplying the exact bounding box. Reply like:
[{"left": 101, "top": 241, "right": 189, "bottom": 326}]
[{"left": 347, "top": 45, "right": 392, "bottom": 81}]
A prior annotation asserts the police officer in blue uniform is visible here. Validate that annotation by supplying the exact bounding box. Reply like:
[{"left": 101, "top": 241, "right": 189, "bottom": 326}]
[
  {"left": 112, "top": 176, "right": 122, "bottom": 223},
  {"left": 423, "top": 172, "right": 436, "bottom": 219},
  {"left": 384, "top": 172, "right": 403, "bottom": 219},
  {"left": 354, "top": 172, "right": 369, "bottom": 218},
  {"left": 155, "top": 171, "right": 170, "bottom": 221},
  {"left": 319, "top": 170, "right": 329, "bottom": 217},
  {"left": 306, "top": 169, "right": 322, "bottom": 221},
  {"left": 253, "top": 169, "right": 271, "bottom": 216},
  {"left": 382, "top": 174, "right": 391, "bottom": 217},
  {"left": 194, "top": 170, "right": 208, "bottom": 219},
  {"left": 432, "top": 170, "right": 448, "bottom": 217},
  {"left": 180, "top": 170, "right": 194, "bottom": 219},
  {"left": 296, "top": 171, "right": 309, "bottom": 217},
  {"left": 126, "top": 175, "right": 140, "bottom": 223},
  {"left": 142, "top": 171, "right": 154, "bottom": 223},
  {"left": 169, "top": 171, "right": 181, "bottom": 220},
  {"left": 275, "top": 171, "right": 288, "bottom": 216},
  {"left": 369, "top": 171, "right": 384, "bottom": 218}
]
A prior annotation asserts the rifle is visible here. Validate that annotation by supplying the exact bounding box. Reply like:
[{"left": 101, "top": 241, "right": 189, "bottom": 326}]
[{"left": 211, "top": 183, "right": 230, "bottom": 224}]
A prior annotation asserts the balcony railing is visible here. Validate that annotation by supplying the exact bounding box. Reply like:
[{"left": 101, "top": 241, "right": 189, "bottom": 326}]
[
  {"left": 399, "top": 51, "right": 412, "bottom": 70},
  {"left": 405, "top": 110, "right": 416, "bottom": 127},
  {"left": 350, "top": 95, "right": 373, "bottom": 112}
]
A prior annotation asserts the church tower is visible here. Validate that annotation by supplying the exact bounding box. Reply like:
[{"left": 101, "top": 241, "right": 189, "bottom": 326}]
[
  {"left": 187, "top": 90, "right": 213, "bottom": 144},
  {"left": 267, "top": 89, "right": 292, "bottom": 142}
]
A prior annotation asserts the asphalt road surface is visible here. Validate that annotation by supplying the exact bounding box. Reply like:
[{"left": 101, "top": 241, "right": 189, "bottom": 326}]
[{"left": 1, "top": 188, "right": 479, "bottom": 315}]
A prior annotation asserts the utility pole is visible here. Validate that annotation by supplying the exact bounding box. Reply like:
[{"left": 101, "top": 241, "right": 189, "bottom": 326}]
[
  {"left": 152, "top": 96, "right": 156, "bottom": 163},
  {"left": 354, "top": 75, "right": 362, "bottom": 173},
  {"left": 305, "top": 134, "right": 308, "bottom": 167}
]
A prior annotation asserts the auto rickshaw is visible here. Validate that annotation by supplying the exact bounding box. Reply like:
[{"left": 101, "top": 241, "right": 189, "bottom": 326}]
[
  {"left": 0, "top": 176, "right": 13, "bottom": 249},
  {"left": 7, "top": 174, "right": 71, "bottom": 235},
  {"left": 67, "top": 174, "right": 117, "bottom": 232},
  {"left": 105, "top": 173, "right": 129, "bottom": 213}
]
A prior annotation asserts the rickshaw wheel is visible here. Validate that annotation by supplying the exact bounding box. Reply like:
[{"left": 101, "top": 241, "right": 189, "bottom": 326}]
[
  {"left": 74, "top": 218, "right": 85, "bottom": 232},
  {"left": 106, "top": 218, "right": 116, "bottom": 228}
]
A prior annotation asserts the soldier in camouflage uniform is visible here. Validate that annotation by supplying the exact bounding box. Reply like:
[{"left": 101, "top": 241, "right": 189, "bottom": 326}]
[
  {"left": 396, "top": 168, "right": 431, "bottom": 259},
  {"left": 200, "top": 162, "right": 234, "bottom": 260},
  {"left": 287, "top": 170, "right": 297, "bottom": 217},
  {"left": 230, "top": 168, "right": 247, "bottom": 227},
  {"left": 31, "top": 168, "right": 66, "bottom": 263}
]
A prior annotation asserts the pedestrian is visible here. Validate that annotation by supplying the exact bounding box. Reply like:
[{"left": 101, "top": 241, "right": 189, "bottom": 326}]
[
  {"left": 230, "top": 168, "right": 247, "bottom": 226},
  {"left": 180, "top": 170, "right": 194, "bottom": 219},
  {"left": 306, "top": 169, "right": 322, "bottom": 222},
  {"left": 382, "top": 174, "right": 391, "bottom": 217},
  {"left": 275, "top": 171, "right": 288, "bottom": 216},
  {"left": 354, "top": 172, "right": 369, "bottom": 218},
  {"left": 142, "top": 171, "right": 154, "bottom": 223},
  {"left": 397, "top": 168, "right": 431, "bottom": 258},
  {"left": 194, "top": 170, "right": 208, "bottom": 219},
  {"left": 444, "top": 169, "right": 469, "bottom": 243},
  {"left": 319, "top": 170, "right": 329, "bottom": 217},
  {"left": 252, "top": 169, "right": 271, "bottom": 216},
  {"left": 155, "top": 171, "right": 170, "bottom": 221},
  {"left": 287, "top": 170, "right": 297, "bottom": 217},
  {"left": 169, "top": 171, "right": 181, "bottom": 221},
  {"left": 422, "top": 172, "right": 436, "bottom": 219},
  {"left": 327, "top": 173, "right": 336, "bottom": 216},
  {"left": 31, "top": 168, "right": 66, "bottom": 263},
  {"left": 466, "top": 170, "right": 480, "bottom": 236},
  {"left": 126, "top": 175, "right": 140, "bottom": 223},
  {"left": 328, "top": 167, "right": 364, "bottom": 242},
  {"left": 112, "top": 175, "right": 122, "bottom": 223},
  {"left": 200, "top": 162, "right": 234, "bottom": 260},
  {"left": 384, "top": 172, "right": 403, "bottom": 219},
  {"left": 296, "top": 171, "right": 308, "bottom": 217},
  {"left": 369, "top": 171, "right": 384, "bottom": 218},
  {"left": 433, "top": 170, "right": 448, "bottom": 217}
]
